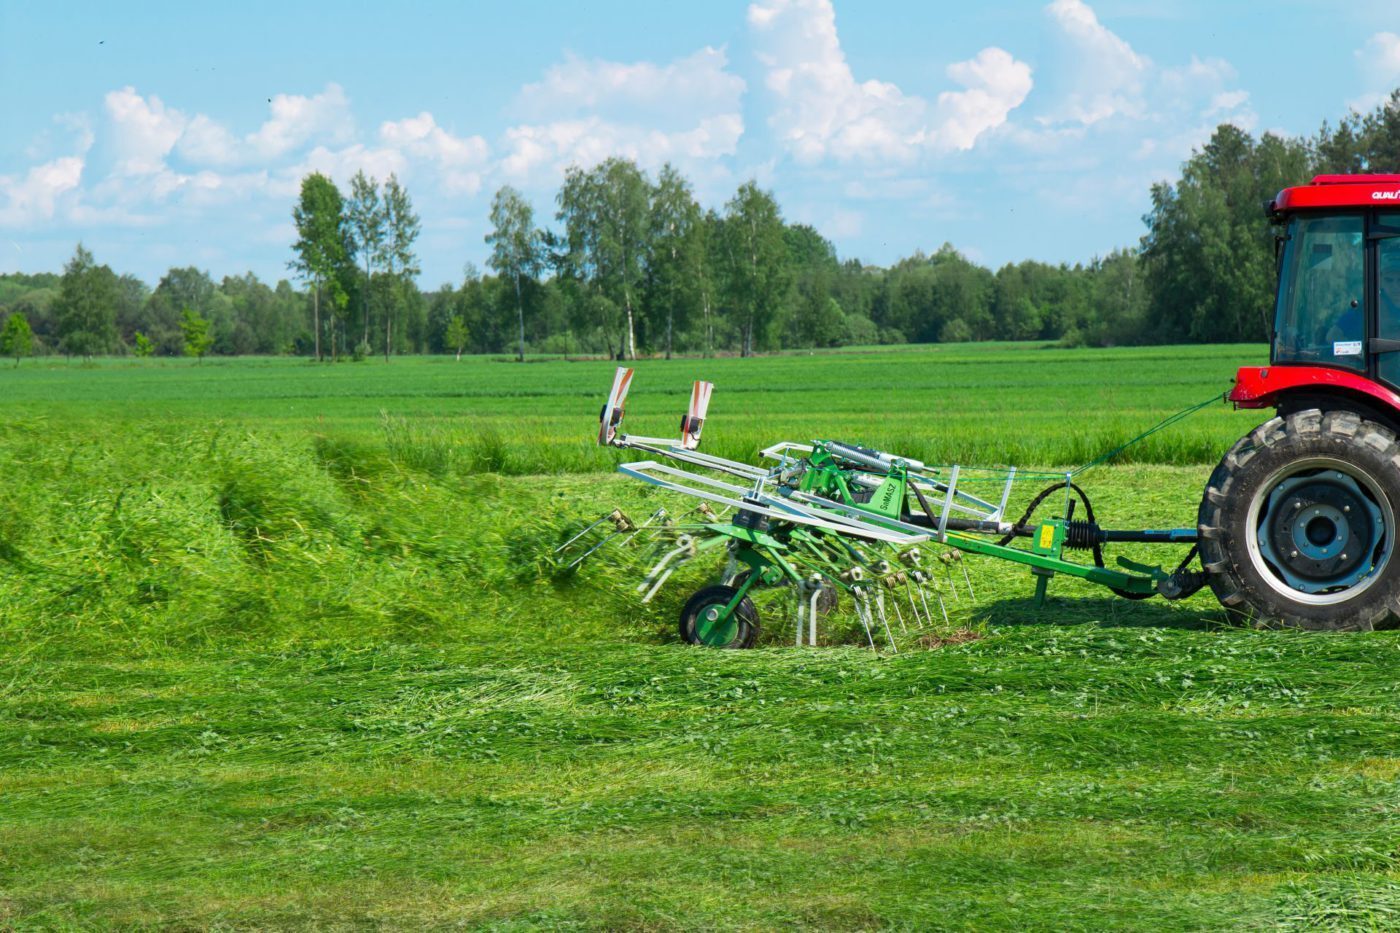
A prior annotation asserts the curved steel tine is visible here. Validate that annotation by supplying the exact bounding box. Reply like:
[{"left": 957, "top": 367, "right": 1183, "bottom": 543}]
[
  {"left": 854, "top": 588, "right": 876, "bottom": 650},
  {"left": 556, "top": 514, "right": 608, "bottom": 553},
  {"left": 876, "top": 591, "right": 897, "bottom": 653}
]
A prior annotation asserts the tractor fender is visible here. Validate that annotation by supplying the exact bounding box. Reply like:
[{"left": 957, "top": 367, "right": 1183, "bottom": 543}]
[{"left": 1231, "top": 366, "right": 1400, "bottom": 432}]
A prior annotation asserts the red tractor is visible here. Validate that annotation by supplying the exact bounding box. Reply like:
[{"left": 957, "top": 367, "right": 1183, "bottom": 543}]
[{"left": 1203, "top": 174, "right": 1400, "bottom": 630}]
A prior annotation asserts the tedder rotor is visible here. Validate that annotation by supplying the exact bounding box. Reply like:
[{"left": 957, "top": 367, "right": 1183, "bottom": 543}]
[{"left": 558, "top": 174, "right": 1400, "bottom": 645}]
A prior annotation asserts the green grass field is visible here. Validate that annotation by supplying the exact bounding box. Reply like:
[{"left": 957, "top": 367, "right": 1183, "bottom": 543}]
[{"left": 5, "top": 345, "right": 1400, "bottom": 929}]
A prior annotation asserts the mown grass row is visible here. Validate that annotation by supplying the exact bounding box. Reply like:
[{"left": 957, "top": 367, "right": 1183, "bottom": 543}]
[{"left": 5, "top": 624, "right": 1400, "bottom": 927}]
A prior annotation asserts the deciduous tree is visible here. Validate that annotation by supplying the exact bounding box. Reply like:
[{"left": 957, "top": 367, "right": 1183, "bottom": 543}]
[
  {"left": 180, "top": 308, "right": 213, "bottom": 362},
  {"left": 648, "top": 164, "right": 701, "bottom": 359},
  {"left": 380, "top": 174, "right": 421, "bottom": 361},
  {"left": 445, "top": 315, "right": 469, "bottom": 361},
  {"left": 1, "top": 312, "right": 32, "bottom": 366},
  {"left": 54, "top": 243, "right": 119, "bottom": 360},
  {"left": 486, "top": 186, "right": 540, "bottom": 362},
  {"left": 347, "top": 171, "right": 386, "bottom": 353},
  {"left": 721, "top": 182, "right": 789, "bottom": 357},
  {"left": 289, "top": 173, "right": 349, "bottom": 361}
]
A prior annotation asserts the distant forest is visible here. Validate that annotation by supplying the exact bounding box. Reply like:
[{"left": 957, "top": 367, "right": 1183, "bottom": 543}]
[{"left": 4, "top": 90, "right": 1400, "bottom": 362}]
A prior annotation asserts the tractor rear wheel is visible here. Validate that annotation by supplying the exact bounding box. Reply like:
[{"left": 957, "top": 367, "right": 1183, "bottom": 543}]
[
  {"left": 1198, "top": 409, "right": 1400, "bottom": 630},
  {"left": 679, "top": 584, "right": 760, "bottom": 648}
]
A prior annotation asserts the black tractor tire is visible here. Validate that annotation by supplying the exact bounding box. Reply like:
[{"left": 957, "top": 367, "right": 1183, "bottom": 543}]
[
  {"left": 679, "top": 584, "right": 760, "bottom": 648},
  {"left": 1197, "top": 408, "right": 1400, "bottom": 631}
]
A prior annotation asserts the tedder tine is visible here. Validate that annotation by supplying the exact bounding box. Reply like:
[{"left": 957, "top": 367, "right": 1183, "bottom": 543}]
[
  {"left": 556, "top": 514, "right": 611, "bottom": 553},
  {"left": 623, "top": 508, "right": 667, "bottom": 546},
  {"left": 807, "top": 580, "right": 824, "bottom": 646},
  {"left": 954, "top": 550, "right": 974, "bottom": 599},
  {"left": 567, "top": 510, "right": 637, "bottom": 569},
  {"left": 852, "top": 587, "right": 876, "bottom": 650},
  {"left": 794, "top": 594, "right": 806, "bottom": 647},
  {"left": 637, "top": 535, "right": 696, "bottom": 603},
  {"left": 875, "top": 590, "right": 897, "bottom": 653}
]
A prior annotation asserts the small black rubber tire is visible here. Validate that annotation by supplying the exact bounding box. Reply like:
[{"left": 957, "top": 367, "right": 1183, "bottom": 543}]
[
  {"left": 679, "top": 584, "right": 760, "bottom": 648},
  {"left": 1197, "top": 408, "right": 1400, "bottom": 631}
]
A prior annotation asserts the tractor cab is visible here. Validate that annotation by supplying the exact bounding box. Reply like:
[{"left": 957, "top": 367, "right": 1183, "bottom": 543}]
[{"left": 1233, "top": 175, "right": 1400, "bottom": 424}]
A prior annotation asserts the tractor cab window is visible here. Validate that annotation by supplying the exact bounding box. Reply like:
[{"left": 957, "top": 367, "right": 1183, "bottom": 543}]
[
  {"left": 1375, "top": 215, "right": 1400, "bottom": 386},
  {"left": 1272, "top": 214, "right": 1366, "bottom": 370}
]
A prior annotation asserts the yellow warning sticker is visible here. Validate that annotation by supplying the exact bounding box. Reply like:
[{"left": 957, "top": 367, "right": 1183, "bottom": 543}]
[{"left": 1038, "top": 524, "right": 1055, "bottom": 550}]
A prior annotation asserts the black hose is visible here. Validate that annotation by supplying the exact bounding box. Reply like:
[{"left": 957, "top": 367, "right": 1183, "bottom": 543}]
[{"left": 998, "top": 480, "right": 1157, "bottom": 600}]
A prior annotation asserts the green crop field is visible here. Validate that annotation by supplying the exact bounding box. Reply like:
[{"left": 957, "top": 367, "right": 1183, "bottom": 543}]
[{"left": 4, "top": 344, "right": 1400, "bottom": 930}]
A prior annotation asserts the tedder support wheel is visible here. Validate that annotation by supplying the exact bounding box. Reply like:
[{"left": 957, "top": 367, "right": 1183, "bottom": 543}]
[
  {"left": 679, "top": 584, "right": 760, "bottom": 648},
  {"left": 1198, "top": 409, "right": 1400, "bottom": 631}
]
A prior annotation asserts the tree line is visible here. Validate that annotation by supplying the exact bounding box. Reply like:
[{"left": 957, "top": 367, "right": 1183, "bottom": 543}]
[{"left": 4, "top": 89, "right": 1399, "bottom": 363}]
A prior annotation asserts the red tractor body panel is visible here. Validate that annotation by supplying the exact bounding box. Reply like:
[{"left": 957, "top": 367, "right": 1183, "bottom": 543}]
[
  {"left": 1270, "top": 175, "right": 1400, "bottom": 212},
  {"left": 1231, "top": 365, "right": 1400, "bottom": 412}
]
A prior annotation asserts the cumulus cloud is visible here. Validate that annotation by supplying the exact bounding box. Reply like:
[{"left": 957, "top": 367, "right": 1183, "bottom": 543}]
[
  {"left": 173, "top": 84, "right": 353, "bottom": 167},
  {"left": 499, "top": 47, "right": 746, "bottom": 185},
  {"left": 1041, "top": 0, "right": 1147, "bottom": 124},
  {"left": 0, "top": 156, "right": 84, "bottom": 225},
  {"left": 1350, "top": 32, "right": 1400, "bottom": 113},
  {"left": 499, "top": 114, "right": 743, "bottom": 184},
  {"left": 515, "top": 47, "right": 745, "bottom": 126},
  {"left": 246, "top": 84, "right": 354, "bottom": 160},
  {"left": 1027, "top": 2, "right": 1253, "bottom": 161},
  {"left": 379, "top": 113, "right": 489, "bottom": 194},
  {"left": 937, "top": 48, "right": 1034, "bottom": 150},
  {"left": 747, "top": 0, "right": 1030, "bottom": 162},
  {"left": 105, "top": 87, "right": 186, "bottom": 175}
]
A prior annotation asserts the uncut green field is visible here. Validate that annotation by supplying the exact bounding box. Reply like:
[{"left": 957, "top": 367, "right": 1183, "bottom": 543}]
[
  {"left": 1, "top": 342, "right": 1263, "bottom": 471},
  {"left": 5, "top": 344, "right": 1400, "bottom": 929}
]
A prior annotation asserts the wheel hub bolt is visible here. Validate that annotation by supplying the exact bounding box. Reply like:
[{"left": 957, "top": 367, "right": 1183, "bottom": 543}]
[
  {"left": 705, "top": 608, "right": 720, "bottom": 621},
  {"left": 1290, "top": 550, "right": 1298, "bottom": 558},
  {"left": 1341, "top": 553, "right": 1348, "bottom": 561}
]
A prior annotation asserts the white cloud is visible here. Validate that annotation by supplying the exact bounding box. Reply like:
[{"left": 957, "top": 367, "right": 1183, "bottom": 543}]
[
  {"left": 1350, "top": 32, "right": 1400, "bottom": 113},
  {"left": 172, "top": 84, "right": 354, "bottom": 168},
  {"left": 499, "top": 47, "right": 746, "bottom": 185},
  {"left": 379, "top": 113, "right": 489, "bottom": 194},
  {"left": 1042, "top": 0, "right": 1147, "bottom": 124},
  {"left": 498, "top": 113, "right": 743, "bottom": 184},
  {"left": 56, "top": 112, "right": 95, "bottom": 155},
  {"left": 937, "top": 48, "right": 1034, "bottom": 150},
  {"left": 105, "top": 86, "right": 186, "bottom": 175},
  {"left": 0, "top": 156, "right": 84, "bottom": 225},
  {"left": 823, "top": 208, "right": 863, "bottom": 237},
  {"left": 747, "top": 0, "right": 1030, "bottom": 162},
  {"left": 1027, "top": 4, "right": 1253, "bottom": 161},
  {"left": 1359, "top": 31, "right": 1400, "bottom": 84},
  {"left": 516, "top": 47, "right": 745, "bottom": 126},
  {"left": 279, "top": 144, "right": 408, "bottom": 197},
  {"left": 247, "top": 84, "right": 353, "bottom": 160},
  {"left": 177, "top": 114, "right": 240, "bottom": 166}
]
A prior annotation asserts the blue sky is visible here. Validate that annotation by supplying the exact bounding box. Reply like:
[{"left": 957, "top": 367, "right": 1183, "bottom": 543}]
[{"left": 3, "top": 0, "right": 1399, "bottom": 288}]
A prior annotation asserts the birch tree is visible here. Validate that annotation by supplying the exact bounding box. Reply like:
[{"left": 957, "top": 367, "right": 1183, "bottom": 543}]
[{"left": 486, "top": 185, "right": 540, "bottom": 362}]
